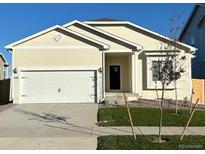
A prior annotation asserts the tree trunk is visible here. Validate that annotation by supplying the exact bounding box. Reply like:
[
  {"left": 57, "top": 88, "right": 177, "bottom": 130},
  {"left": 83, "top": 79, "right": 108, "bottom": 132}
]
[
  {"left": 189, "top": 89, "right": 194, "bottom": 114},
  {"left": 158, "top": 83, "right": 165, "bottom": 142},
  {"left": 155, "top": 81, "right": 160, "bottom": 108},
  {"left": 174, "top": 57, "right": 178, "bottom": 114},
  {"left": 175, "top": 80, "right": 178, "bottom": 114}
]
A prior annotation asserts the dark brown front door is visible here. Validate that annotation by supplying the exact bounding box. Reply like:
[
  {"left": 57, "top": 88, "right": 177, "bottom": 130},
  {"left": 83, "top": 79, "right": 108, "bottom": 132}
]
[{"left": 109, "top": 65, "right": 121, "bottom": 90}]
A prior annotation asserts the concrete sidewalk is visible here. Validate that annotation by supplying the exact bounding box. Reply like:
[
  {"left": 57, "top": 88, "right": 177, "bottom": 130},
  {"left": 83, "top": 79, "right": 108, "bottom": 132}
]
[
  {"left": 0, "top": 126, "right": 204, "bottom": 149},
  {"left": 0, "top": 104, "right": 204, "bottom": 149},
  {"left": 93, "top": 126, "right": 205, "bottom": 136}
]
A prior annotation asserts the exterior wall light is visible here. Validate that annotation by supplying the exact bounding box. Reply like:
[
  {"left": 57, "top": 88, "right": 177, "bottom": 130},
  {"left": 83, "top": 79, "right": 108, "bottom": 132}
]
[
  {"left": 98, "top": 67, "right": 102, "bottom": 73},
  {"left": 13, "top": 68, "right": 17, "bottom": 74}
]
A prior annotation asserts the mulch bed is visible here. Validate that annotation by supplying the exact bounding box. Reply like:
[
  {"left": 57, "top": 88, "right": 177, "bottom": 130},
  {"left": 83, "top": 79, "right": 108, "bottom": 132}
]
[{"left": 99, "top": 98, "right": 205, "bottom": 111}]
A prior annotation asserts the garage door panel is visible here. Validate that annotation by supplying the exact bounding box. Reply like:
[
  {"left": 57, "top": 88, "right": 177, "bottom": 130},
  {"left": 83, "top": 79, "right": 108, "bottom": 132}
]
[{"left": 20, "top": 70, "right": 96, "bottom": 103}]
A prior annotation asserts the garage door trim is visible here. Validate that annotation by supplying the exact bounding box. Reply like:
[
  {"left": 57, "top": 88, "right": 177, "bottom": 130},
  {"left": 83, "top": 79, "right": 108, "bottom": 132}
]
[{"left": 19, "top": 68, "right": 98, "bottom": 104}]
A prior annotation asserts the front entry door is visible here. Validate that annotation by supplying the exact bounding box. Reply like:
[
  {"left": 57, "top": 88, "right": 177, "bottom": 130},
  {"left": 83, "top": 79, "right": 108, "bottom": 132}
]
[{"left": 109, "top": 65, "right": 121, "bottom": 90}]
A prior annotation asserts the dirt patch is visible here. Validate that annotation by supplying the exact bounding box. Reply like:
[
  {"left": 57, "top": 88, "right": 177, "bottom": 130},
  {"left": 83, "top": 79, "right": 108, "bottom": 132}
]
[{"left": 99, "top": 98, "right": 205, "bottom": 111}]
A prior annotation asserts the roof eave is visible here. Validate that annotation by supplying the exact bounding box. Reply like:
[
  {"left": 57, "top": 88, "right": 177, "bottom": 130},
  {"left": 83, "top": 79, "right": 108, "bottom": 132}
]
[
  {"left": 64, "top": 20, "right": 143, "bottom": 50},
  {"left": 85, "top": 20, "right": 196, "bottom": 52},
  {"left": 179, "top": 5, "right": 199, "bottom": 40},
  {"left": 0, "top": 53, "right": 9, "bottom": 65},
  {"left": 5, "top": 24, "right": 109, "bottom": 51}
]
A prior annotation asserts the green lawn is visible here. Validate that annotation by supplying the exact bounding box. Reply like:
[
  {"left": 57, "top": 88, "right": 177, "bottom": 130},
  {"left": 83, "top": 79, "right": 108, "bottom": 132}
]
[
  {"left": 97, "top": 135, "right": 205, "bottom": 150},
  {"left": 98, "top": 108, "right": 205, "bottom": 126}
]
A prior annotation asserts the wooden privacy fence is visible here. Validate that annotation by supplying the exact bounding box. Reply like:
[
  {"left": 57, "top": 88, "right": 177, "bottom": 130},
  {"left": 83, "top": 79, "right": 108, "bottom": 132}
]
[
  {"left": 0, "top": 79, "right": 10, "bottom": 105},
  {"left": 192, "top": 79, "right": 205, "bottom": 104}
]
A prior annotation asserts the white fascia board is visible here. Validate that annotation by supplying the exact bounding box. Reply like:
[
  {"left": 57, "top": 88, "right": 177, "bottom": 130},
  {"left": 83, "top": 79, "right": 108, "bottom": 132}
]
[
  {"left": 0, "top": 53, "right": 9, "bottom": 65},
  {"left": 144, "top": 52, "right": 179, "bottom": 56},
  {"left": 60, "top": 26, "right": 109, "bottom": 49},
  {"left": 63, "top": 20, "right": 143, "bottom": 50},
  {"left": 5, "top": 24, "right": 109, "bottom": 50},
  {"left": 84, "top": 21, "right": 197, "bottom": 52},
  {"left": 5, "top": 25, "right": 60, "bottom": 49},
  {"left": 63, "top": 20, "right": 80, "bottom": 27}
]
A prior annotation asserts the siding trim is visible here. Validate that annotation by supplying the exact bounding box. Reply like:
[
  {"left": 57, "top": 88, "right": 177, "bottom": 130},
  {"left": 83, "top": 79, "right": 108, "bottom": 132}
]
[
  {"left": 5, "top": 25, "right": 109, "bottom": 50},
  {"left": 63, "top": 20, "right": 143, "bottom": 50},
  {"left": 85, "top": 21, "right": 196, "bottom": 52}
]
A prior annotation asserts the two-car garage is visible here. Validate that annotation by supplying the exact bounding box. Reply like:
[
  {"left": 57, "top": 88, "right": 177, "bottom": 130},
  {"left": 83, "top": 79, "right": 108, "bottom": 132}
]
[
  {"left": 6, "top": 22, "right": 108, "bottom": 104},
  {"left": 19, "top": 70, "right": 97, "bottom": 104}
]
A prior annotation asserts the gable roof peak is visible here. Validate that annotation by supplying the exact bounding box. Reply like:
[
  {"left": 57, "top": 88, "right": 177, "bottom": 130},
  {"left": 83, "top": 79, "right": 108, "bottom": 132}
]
[
  {"left": 5, "top": 24, "right": 109, "bottom": 50},
  {"left": 87, "top": 18, "right": 125, "bottom": 22},
  {"left": 63, "top": 20, "right": 143, "bottom": 50},
  {"left": 179, "top": 4, "right": 205, "bottom": 40},
  {"left": 84, "top": 20, "right": 196, "bottom": 52}
]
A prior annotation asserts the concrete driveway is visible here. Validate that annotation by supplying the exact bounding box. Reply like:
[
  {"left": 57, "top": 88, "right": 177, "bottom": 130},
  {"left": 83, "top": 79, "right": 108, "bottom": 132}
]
[{"left": 0, "top": 103, "right": 98, "bottom": 149}]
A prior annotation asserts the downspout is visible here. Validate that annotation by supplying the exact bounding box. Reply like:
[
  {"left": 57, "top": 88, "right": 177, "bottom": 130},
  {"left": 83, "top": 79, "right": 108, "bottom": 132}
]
[
  {"left": 101, "top": 51, "right": 106, "bottom": 102},
  {"left": 131, "top": 52, "right": 136, "bottom": 93},
  {"left": 189, "top": 52, "right": 192, "bottom": 101},
  {"left": 134, "top": 52, "right": 137, "bottom": 93}
]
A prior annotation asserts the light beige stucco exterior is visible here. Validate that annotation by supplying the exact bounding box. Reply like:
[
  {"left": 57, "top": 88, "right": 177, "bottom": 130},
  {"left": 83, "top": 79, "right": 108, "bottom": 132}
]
[
  {"left": 16, "top": 29, "right": 97, "bottom": 47},
  {"left": 7, "top": 20, "right": 194, "bottom": 104},
  {"left": 91, "top": 24, "right": 192, "bottom": 100},
  {"left": 12, "top": 47, "right": 103, "bottom": 104},
  {"left": 66, "top": 25, "right": 132, "bottom": 50},
  {"left": 105, "top": 53, "right": 132, "bottom": 92}
]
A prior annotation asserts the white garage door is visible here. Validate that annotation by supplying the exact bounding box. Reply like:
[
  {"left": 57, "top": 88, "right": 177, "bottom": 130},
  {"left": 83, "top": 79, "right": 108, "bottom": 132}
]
[{"left": 20, "top": 70, "right": 96, "bottom": 103}]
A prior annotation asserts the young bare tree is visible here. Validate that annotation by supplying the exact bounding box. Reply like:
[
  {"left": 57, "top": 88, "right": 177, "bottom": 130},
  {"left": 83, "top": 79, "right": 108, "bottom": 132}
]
[
  {"left": 169, "top": 9, "right": 186, "bottom": 114},
  {"left": 152, "top": 52, "right": 186, "bottom": 142}
]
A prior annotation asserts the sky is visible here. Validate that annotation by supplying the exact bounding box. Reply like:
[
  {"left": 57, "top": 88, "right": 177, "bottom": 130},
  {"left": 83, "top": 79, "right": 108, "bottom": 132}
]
[{"left": 0, "top": 3, "right": 194, "bottom": 66}]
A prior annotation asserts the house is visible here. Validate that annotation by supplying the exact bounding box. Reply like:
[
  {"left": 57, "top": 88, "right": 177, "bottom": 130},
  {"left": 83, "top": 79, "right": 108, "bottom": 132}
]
[
  {"left": 179, "top": 4, "right": 205, "bottom": 79},
  {"left": 5, "top": 18, "right": 196, "bottom": 104},
  {"left": 0, "top": 53, "right": 9, "bottom": 80}
]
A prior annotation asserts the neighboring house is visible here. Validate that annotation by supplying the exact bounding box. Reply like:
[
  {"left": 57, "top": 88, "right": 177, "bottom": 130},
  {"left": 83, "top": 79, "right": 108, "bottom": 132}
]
[
  {"left": 0, "top": 53, "right": 9, "bottom": 80},
  {"left": 5, "top": 18, "right": 195, "bottom": 104},
  {"left": 179, "top": 4, "right": 205, "bottom": 79}
]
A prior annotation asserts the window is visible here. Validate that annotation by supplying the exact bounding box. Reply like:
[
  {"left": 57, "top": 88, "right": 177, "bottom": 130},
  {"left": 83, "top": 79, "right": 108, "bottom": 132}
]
[
  {"left": 146, "top": 55, "right": 175, "bottom": 89},
  {"left": 152, "top": 61, "right": 161, "bottom": 81},
  {"left": 152, "top": 60, "right": 174, "bottom": 82}
]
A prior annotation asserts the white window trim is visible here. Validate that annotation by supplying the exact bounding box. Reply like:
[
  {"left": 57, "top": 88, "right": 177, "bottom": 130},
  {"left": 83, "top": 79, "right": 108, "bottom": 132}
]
[{"left": 146, "top": 56, "right": 175, "bottom": 89}]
